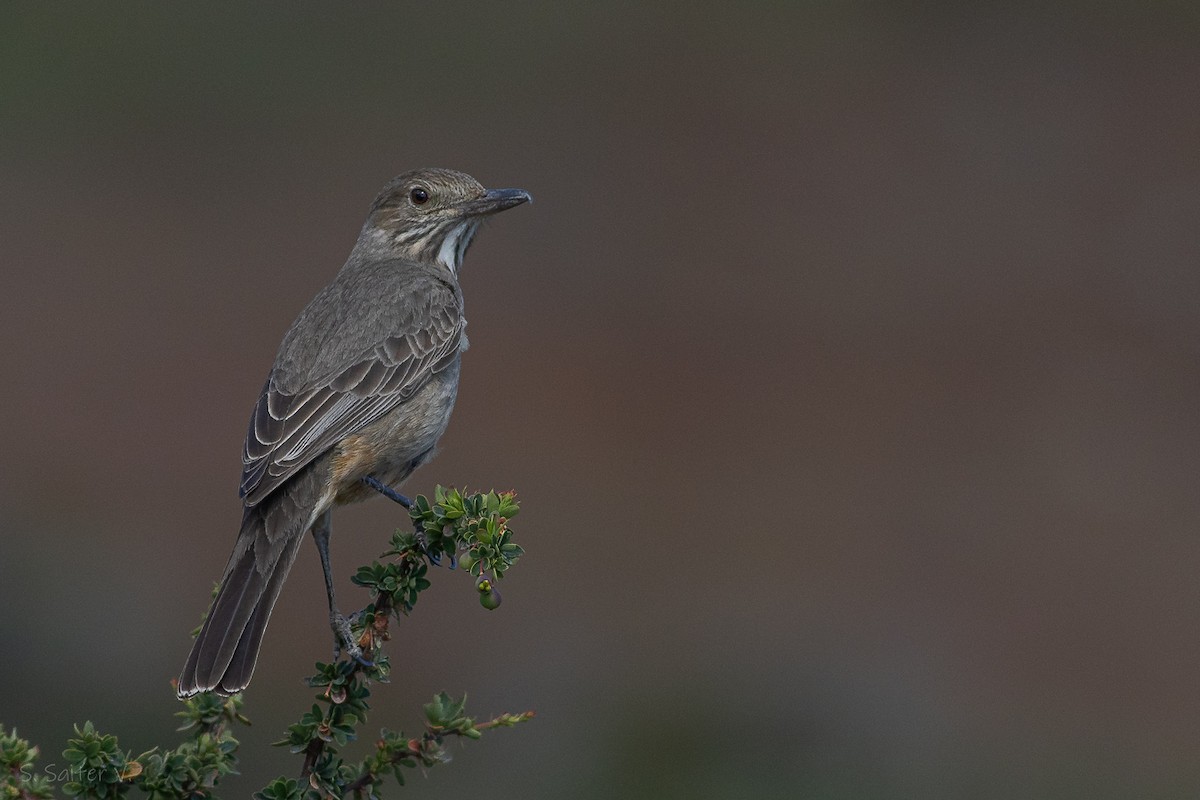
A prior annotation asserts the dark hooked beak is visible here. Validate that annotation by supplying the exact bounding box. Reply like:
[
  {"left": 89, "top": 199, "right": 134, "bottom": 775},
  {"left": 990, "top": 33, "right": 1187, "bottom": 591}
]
[{"left": 460, "top": 187, "right": 533, "bottom": 216}]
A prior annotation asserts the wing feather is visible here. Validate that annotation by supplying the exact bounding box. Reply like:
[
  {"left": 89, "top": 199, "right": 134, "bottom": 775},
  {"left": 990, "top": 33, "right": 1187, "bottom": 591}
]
[{"left": 239, "top": 275, "right": 462, "bottom": 506}]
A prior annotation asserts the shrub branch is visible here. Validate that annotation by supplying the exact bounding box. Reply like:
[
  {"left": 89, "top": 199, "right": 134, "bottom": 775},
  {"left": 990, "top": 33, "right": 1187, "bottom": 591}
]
[{"left": 1, "top": 487, "right": 531, "bottom": 800}]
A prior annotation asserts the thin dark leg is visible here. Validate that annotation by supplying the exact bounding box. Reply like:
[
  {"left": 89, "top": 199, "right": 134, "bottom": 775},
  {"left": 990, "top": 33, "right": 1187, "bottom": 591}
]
[
  {"left": 311, "top": 510, "right": 372, "bottom": 666},
  {"left": 362, "top": 475, "right": 411, "bottom": 508},
  {"left": 361, "top": 475, "right": 448, "bottom": 566}
]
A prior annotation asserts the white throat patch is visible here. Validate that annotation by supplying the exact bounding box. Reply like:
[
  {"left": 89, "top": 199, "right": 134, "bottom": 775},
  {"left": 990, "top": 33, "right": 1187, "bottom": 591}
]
[{"left": 436, "top": 221, "right": 480, "bottom": 273}]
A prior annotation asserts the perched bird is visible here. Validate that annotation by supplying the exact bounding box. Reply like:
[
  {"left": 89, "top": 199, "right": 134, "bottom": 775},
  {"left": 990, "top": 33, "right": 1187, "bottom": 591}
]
[{"left": 178, "top": 168, "right": 531, "bottom": 696}]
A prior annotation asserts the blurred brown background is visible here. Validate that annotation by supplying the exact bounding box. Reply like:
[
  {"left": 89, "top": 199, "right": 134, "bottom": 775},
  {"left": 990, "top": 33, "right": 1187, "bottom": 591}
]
[{"left": 2, "top": 4, "right": 1198, "bottom": 797}]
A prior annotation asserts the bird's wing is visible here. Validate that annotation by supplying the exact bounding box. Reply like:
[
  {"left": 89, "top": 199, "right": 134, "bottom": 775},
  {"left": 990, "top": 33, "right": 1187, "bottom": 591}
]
[{"left": 239, "top": 277, "right": 462, "bottom": 507}]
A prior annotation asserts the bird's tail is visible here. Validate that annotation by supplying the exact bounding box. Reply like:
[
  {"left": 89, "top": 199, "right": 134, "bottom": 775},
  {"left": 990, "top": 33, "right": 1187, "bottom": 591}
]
[{"left": 177, "top": 470, "right": 322, "bottom": 696}]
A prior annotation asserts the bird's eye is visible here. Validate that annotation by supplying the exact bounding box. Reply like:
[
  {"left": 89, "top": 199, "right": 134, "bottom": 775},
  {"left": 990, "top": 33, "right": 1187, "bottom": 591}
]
[{"left": 410, "top": 187, "right": 430, "bottom": 205}]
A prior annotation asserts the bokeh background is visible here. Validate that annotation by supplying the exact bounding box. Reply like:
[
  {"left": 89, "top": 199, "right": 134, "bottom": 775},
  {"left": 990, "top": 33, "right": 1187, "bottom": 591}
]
[{"left": 2, "top": 4, "right": 1199, "bottom": 797}]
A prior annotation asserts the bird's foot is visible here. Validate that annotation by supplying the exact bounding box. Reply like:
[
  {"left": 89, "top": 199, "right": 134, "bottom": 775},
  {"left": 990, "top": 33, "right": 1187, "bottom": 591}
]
[
  {"left": 413, "top": 525, "right": 458, "bottom": 569},
  {"left": 413, "top": 526, "right": 442, "bottom": 566},
  {"left": 331, "top": 610, "right": 374, "bottom": 668}
]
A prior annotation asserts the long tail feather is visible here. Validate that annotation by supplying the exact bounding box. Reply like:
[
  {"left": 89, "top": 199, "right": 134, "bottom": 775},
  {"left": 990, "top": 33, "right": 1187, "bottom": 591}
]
[{"left": 178, "top": 469, "right": 321, "bottom": 696}]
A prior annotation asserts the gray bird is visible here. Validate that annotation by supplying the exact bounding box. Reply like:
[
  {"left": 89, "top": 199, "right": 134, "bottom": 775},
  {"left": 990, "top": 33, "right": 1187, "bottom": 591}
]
[{"left": 178, "top": 168, "right": 531, "bottom": 697}]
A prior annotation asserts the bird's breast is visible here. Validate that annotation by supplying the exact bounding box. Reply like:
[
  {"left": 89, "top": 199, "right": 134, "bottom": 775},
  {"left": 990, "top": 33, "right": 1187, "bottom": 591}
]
[{"left": 329, "top": 358, "right": 461, "bottom": 505}]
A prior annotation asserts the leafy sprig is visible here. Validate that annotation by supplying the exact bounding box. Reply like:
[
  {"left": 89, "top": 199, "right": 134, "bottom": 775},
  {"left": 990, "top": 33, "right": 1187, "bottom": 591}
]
[{"left": 0, "top": 486, "right": 531, "bottom": 800}]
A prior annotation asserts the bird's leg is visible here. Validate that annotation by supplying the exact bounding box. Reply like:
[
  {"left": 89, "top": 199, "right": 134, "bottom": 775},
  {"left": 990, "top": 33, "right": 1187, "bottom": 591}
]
[
  {"left": 360, "top": 475, "right": 450, "bottom": 566},
  {"left": 361, "top": 475, "right": 412, "bottom": 508},
  {"left": 311, "top": 510, "right": 372, "bottom": 667}
]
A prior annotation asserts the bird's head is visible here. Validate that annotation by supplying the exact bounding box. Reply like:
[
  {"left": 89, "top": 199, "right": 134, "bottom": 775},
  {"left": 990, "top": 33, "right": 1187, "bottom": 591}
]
[{"left": 361, "top": 168, "right": 531, "bottom": 273}]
